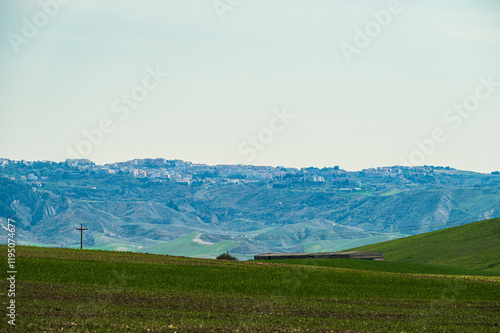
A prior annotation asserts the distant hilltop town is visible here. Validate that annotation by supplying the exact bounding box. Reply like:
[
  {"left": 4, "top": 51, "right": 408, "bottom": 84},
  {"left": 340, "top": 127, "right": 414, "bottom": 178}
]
[{"left": 1, "top": 158, "right": 499, "bottom": 189}]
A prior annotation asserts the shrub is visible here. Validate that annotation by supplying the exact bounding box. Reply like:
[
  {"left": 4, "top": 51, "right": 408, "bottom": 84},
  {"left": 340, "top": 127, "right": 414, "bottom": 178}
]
[{"left": 216, "top": 252, "right": 237, "bottom": 260}]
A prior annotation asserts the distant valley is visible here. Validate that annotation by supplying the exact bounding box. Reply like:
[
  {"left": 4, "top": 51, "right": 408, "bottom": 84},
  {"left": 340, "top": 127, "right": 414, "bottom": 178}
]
[{"left": 1, "top": 158, "right": 499, "bottom": 259}]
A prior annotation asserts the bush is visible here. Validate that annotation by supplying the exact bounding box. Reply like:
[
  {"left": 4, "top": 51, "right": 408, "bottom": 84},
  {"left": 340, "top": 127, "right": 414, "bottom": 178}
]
[{"left": 216, "top": 252, "right": 237, "bottom": 260}]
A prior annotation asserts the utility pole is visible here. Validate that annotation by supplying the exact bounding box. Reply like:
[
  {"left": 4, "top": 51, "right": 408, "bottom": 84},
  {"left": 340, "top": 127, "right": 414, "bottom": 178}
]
[{"left": 76, "top": 222, "right": 88, "bottom": 249}]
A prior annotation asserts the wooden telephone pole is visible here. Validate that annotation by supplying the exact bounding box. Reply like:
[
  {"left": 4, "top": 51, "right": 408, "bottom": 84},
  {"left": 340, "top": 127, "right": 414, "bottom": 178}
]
[{"left": 76, "top": 223, "right": 88, "bottom": 249}]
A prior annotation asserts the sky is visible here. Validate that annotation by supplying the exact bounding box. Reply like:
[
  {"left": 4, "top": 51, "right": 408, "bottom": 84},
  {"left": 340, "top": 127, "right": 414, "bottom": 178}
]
[{"left": 0, "top": 0, "right": 499, "bottom": 172}]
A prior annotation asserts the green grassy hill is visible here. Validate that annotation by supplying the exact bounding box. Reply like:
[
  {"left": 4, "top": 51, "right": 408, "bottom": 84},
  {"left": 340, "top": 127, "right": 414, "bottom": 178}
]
[
  {"left": 3, "top": 245, "right": 499, "bottom": 332},
  {"left": 352, "top": 217, "right": 500, "bottom": 272}
]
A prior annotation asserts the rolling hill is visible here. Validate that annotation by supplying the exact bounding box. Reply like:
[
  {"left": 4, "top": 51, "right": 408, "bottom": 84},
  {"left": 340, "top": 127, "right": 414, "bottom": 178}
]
[
  {"left": 352, "top": 217, "right": 500, "bottom": 272},
  {"left": 137, "top": 232, "right": 241, "bottom": 257},
  {"left": 4, "top": 245, "right": 500, "bottom": 332}
]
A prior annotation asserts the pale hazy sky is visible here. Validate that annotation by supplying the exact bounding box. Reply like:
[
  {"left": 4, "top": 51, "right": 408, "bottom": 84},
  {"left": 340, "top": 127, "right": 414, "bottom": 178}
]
[{"left": 1, "top": 0, "right": 499, "bottom": 172}]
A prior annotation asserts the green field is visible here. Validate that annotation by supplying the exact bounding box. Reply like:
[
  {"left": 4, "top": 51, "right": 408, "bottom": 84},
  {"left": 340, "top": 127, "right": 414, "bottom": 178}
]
[
  {"left": 72, "top": 232, "right": 245, "bottom": 259},
  {"left": 379, "top": 188, "right": 403, "bottom": 196},
  {"left": 2, "top": 246, "right": 499, "bottom": 332},
  {"left": 259, "top": 258, "right": 500, "bottom": 277},
  {"left": 353, "top": 217, "right": 500, "bottom": 272},
  {"left": 137, "top": 232, "right": 242, "bottom": 258}
]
